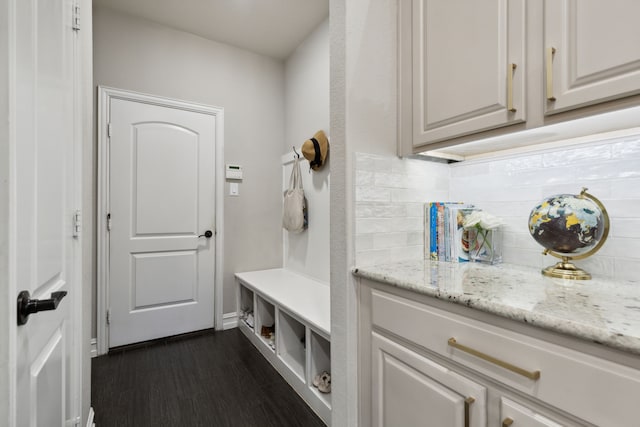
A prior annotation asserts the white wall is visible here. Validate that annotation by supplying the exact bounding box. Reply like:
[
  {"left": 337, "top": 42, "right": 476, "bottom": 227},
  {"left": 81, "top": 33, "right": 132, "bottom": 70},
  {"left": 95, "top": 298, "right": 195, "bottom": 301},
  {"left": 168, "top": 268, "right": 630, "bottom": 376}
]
[
  {"left": 0, "top": 0, "right": 9, "bottom": 422},
  {"left": 330, "top": 0, "right": 400, "bottom": 425},
  {"left": 283, "top": 19, "right": 330, "bottom": 283},
  {"left": 93, "top": 6, "right": 285, "bottom": 328}
]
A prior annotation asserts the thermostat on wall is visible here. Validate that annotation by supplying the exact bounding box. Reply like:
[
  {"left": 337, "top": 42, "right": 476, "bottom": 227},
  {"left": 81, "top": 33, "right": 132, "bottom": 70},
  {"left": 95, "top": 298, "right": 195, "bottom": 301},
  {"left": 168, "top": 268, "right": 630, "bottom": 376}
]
[{"left": 225, "top": 164, "right": 243, "bottom": 180}]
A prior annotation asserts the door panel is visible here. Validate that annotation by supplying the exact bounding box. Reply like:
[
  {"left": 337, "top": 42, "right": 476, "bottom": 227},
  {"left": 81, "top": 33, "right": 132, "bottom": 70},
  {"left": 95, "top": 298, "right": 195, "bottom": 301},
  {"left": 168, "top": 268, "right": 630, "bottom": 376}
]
[
  {"left": 372, "top": 332, "right": 487, "bottom": 427},
  {"left": 412, "top": 0, "right": 525, "bottom": 145},
  {"left": 109, "top": 97, "right": 216, "bottom": 348},
  {"left": 13, "top": 0, "right": 78, "bottom": 425},
  {"left": 382, "top": 353, "right": 464, "bottom": 426},
  {"left": 134, "top": 124, "right": 199, "bottom": 235},
  {"left": 132, "top": 251, "right": 197, "bottom": 308},
  {"left": 31, "top": 329, "right": 65, "bottom": 427},
  {"left": 544, "top": 0, "right": 640, "bottom": 114}
]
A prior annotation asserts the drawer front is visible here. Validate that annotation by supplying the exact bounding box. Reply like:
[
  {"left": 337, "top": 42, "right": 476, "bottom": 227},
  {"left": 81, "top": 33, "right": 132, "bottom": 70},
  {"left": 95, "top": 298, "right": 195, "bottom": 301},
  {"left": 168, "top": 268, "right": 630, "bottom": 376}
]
[
  {"left": 370, "top": 288, "right": 640, "bottom": 426},
  {"left": 501, "top": 398, "right": 564, "bottom": 427}
]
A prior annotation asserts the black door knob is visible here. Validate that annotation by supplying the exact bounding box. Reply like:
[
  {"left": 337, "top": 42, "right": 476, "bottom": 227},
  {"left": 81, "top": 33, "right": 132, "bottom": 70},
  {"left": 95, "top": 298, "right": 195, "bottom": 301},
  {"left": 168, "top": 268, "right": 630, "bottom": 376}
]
[
  {"left": 198, "top": 230, "right": 213, "bottom": 239},
  {"left": 17, "top": 290, "right": 67, "bottom": 326}
]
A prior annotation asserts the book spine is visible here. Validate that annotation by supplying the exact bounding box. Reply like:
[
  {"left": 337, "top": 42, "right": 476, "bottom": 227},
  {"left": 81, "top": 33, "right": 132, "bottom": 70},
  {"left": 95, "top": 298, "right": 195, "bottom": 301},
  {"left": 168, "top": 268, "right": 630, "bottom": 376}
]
[
  {"left": 424, "top": 203, "right": 430, "bottom": 260},
  {"left": 429, "top": 202, "right": 438, "bottom": 260},
  {"left": 444, "top": 205, "right": 451, "bottom": 262},
  {"left": 437, "top": 203, "right": 445, "bottom": 261}
]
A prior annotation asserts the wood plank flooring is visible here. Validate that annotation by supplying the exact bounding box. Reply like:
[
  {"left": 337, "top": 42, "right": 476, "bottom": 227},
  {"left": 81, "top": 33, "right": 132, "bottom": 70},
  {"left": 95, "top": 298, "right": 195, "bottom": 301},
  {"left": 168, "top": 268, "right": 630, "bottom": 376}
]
[{"left": 92, "top": 328, "right": 327, "bottom": 427}]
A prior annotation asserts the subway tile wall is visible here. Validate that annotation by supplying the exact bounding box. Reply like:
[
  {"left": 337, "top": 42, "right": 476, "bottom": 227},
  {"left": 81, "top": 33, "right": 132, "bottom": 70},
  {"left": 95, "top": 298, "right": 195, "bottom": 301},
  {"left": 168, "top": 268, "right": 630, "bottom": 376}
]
[
  {"left": 355, "top": 134, "right": 640, "bottom": 281},
  {"left": 354, "top": 153, "right": 449, "bottom": 265},
  {"left": 450, "top": 135, "right": 640, "bottom": 281}
]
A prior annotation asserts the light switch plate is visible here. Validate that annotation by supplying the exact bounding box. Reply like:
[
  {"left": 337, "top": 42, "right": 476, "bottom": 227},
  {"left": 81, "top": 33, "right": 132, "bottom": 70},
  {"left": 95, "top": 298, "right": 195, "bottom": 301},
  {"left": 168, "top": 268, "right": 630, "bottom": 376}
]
[{"left": 229, "top": 182, "right": 239, "bottom": 196}]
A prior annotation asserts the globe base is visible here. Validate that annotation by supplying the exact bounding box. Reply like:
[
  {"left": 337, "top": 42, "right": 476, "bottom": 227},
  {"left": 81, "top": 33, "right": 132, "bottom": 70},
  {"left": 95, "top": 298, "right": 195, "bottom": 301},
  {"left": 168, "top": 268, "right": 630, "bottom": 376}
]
[{"left": 542, "top": 260, "right": 591, "bottom": 280}]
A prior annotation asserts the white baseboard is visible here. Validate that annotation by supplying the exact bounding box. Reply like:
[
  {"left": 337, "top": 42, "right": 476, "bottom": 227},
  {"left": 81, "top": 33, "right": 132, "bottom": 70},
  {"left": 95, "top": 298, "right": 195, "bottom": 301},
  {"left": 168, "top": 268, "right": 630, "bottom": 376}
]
[
  {"left": 90, "top": 338, "right": 97, "bottom": 358},
  {"left": 222, "top": 312, "right": 238, "bottom": 330},
  {"left": 86, "top": 407, "right": 95, "bottom": 427}
]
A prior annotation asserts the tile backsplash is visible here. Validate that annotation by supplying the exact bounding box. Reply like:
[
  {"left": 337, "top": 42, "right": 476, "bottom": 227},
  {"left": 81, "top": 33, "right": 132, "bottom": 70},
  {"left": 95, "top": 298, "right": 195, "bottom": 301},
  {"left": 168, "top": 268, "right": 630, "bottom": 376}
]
[
  {"left": 355, "top": 133, "right": 640, "bottom": 281},
  {"left": 355, "top": 153, "right": 449, "bottom": 265}
]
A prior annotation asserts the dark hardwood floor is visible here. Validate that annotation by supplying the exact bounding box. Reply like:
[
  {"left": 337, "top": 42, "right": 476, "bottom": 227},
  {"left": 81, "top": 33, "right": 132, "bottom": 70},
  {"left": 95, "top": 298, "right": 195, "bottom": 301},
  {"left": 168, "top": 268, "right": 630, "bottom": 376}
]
[{"left": 92, "top": 328, "right": 327, "bottom": 427}]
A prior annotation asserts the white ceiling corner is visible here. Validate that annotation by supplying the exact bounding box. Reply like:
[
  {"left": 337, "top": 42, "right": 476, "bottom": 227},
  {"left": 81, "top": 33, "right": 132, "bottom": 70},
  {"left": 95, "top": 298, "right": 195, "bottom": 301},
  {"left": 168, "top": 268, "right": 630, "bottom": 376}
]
[{"left": 93, "top": 0, "right": 330, "bottom": 60}]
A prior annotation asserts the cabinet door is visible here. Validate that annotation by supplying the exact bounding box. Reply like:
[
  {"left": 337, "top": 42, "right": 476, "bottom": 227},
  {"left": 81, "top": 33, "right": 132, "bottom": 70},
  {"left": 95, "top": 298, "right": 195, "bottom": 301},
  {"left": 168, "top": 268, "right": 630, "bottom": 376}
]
[
  {"left": 371, "top": 332, "right": 486, "bottom": 427},
  {"left": 410, "top": 0, "right": 526, "bottom": 146},
  {"left": 544, "top": 0, "right": 640, "bottom": 114},
  {"left": 501, "top": 398, "right": 564, "bottom": 427}
]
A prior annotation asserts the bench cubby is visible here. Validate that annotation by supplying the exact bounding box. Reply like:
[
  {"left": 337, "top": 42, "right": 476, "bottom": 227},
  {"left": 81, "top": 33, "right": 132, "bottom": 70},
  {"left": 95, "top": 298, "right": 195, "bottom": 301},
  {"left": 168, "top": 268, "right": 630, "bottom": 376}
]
[{"left": 235, "top": 268, "right": 331, "bottom": 425}]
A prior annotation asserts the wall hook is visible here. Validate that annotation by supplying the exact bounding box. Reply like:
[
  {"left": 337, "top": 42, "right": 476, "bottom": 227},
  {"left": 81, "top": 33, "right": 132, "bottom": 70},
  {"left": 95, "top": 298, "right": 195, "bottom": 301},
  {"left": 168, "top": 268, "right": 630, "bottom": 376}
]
[{"left": 293, "top": 146, "right": 300, "bottom": 159}]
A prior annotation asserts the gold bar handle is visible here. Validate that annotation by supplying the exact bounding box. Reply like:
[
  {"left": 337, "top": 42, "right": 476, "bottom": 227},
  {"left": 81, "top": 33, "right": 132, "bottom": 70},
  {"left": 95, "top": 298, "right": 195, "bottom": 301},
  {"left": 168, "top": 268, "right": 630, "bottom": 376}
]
[
  {"left": 448, "top": 337, "right": 541, "bottom": 380},
  {"left": 502, "top": 418, "right": 514, "bottom": 427},
  {"left": 464, "top": 397, "right": 475, "bottom": 427},
  {"left": 507, "top": 63, "right": 517, "bottom": 112},
  {"left": 546, "top": 47, "right": 556, "bottom": 101}
]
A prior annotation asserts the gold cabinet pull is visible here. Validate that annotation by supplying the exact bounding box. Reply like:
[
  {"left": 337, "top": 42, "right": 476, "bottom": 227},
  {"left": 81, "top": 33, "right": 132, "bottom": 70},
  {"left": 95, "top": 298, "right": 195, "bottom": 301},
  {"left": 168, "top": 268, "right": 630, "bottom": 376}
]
[
  {"left": 464, "top": 397, "right": 475, "bottom": 427},
  {"left": 502, "top": 418, "right": 514, "bottom": 427},
  {"left": 448, "top": 337, "right": 541, "bottom": 380},
  {"left": 546, "top": 47, "right": 556, "bottom": 101},
  {"left": 507, "top": 63, "right": 517, "bottom": 112}
]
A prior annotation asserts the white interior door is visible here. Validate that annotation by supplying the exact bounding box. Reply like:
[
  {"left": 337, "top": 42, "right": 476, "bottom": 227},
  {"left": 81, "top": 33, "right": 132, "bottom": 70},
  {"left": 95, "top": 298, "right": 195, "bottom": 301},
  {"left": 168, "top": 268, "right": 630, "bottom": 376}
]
[
  {"left": 108, "top": 95, "right": 217, "bottom": 348},
  {"left": 11, "top": 0, "right": 81, "bottom": 425}
]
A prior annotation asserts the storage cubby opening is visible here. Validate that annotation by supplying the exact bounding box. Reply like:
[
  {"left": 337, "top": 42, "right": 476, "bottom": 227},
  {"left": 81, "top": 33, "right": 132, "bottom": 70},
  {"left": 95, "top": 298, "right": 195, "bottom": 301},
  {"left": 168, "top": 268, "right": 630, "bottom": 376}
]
[
  {"left": 256, "top": 296, "right": 276, "bottom": 352},
  {"left": 309, "top": 331, "right": 331, "bottom": 407},
  {"left": 238, "top": 284, "right": 255, "bottom": 331},
  {"left": 277, "top": 310, "right": 306, "bottom": 381}
]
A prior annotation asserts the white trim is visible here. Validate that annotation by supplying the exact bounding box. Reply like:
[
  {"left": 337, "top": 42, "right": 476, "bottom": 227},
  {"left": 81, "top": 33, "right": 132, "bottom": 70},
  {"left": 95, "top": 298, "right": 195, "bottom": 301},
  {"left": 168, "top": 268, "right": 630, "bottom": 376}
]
[
  {"left": 90, "top": 338, "right": 97, "bottom": 359},
  {"left": 222, "top": 312, "right": 238, "bottom": 330},
  {"left": 96, "top": 86, "right": 225, "bottom": 355},
  {"left": 85, "top": 407, "right": 95, "bottom": 427}
]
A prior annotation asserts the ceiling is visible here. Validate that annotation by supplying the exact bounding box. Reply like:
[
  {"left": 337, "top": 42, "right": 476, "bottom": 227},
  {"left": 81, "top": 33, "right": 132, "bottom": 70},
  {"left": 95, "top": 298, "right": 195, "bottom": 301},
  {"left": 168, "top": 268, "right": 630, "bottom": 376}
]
[{"left": 93, "top": 0, "right": 329, "bottom": 60}]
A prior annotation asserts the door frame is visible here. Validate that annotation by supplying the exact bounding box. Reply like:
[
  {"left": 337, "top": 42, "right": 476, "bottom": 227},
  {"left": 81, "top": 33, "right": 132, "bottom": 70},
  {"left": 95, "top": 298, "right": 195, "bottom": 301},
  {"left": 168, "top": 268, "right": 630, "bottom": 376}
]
[{"left": 96, "top": 86, "right": 225, "bottom": 355}]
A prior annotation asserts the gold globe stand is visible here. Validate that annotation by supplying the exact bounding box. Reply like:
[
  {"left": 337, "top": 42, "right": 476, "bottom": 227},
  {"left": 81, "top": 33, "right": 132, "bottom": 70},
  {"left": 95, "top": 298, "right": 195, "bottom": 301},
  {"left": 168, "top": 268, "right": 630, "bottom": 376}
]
[{"left": 541, "top": 188, "right": 610, "bottom": 280}]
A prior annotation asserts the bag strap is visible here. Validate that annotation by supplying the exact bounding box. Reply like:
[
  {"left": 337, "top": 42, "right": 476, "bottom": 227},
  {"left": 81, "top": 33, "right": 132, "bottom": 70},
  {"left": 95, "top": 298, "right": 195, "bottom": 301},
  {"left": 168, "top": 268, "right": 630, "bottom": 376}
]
[
  {"left": 289, "top": 157, "right": 303, "bottom": 190},
  {"left": 295, "top": 157, "right": 303, "bottom": 190}
]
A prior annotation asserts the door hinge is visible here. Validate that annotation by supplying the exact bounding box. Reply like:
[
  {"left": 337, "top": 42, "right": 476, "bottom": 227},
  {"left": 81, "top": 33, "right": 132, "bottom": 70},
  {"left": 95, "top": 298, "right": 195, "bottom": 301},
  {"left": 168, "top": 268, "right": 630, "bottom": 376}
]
[
  {"left": 73, "top": 210, "right": 82, "bottom": 238},
  {"left": 107, "top": 122, "right": 112, "bottom": 138},
  {"left": 107, "top": 213, "right": 111, "bottom": 231},
  {"left": 106, "top": 309, "right": 111, "bottom": 325},
  {"left": 72, "top": 4, "right": 80, "bottom": 31}
]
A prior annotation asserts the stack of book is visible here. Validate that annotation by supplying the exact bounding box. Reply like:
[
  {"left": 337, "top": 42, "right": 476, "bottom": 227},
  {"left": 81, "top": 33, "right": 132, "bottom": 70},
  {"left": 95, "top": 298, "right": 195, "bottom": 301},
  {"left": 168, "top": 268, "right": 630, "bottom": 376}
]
[{"left": 425, "top": 202, "right": 478, "bottom": 262}]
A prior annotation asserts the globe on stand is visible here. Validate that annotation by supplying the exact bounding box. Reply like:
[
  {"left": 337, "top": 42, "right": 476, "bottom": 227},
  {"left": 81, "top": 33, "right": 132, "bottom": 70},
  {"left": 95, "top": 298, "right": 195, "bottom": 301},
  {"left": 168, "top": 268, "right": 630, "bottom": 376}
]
[{"left": 528, "top": 188, "right": 609, "bottom": 280}]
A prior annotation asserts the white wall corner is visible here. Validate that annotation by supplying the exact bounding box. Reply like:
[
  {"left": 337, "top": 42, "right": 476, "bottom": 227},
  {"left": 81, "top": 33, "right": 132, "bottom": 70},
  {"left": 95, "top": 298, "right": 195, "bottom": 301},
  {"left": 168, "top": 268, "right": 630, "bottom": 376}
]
[
  {"left": 90, "top": 338, "right": 97, "bottom": 359},
  {"left": 222, "top": 312, "right": 238, "bottom": 330}
]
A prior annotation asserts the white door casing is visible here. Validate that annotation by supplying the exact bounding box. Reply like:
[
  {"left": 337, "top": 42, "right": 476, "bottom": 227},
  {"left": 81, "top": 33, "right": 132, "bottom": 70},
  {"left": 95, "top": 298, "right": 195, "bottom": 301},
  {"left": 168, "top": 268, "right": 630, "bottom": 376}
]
[
  {"left": 9, "top": 0, "right": 82, "bottom": 426},
  {"left": 97, "top": 87, "right": 225, "bottom": 352}
]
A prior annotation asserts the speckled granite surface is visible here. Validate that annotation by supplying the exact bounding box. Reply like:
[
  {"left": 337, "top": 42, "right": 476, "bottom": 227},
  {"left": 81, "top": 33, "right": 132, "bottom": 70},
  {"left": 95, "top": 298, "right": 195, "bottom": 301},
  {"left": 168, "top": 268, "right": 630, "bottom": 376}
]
[{"left": 353, "top": 260, "right": 640, "bottom": 355}]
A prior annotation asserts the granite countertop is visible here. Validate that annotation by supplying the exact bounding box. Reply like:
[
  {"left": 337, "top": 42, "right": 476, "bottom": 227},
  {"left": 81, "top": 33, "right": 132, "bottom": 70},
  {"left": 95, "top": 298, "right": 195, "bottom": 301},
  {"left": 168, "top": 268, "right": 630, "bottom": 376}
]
[{"left": 353, "top": 260, "right": 640, "bottom": 355}]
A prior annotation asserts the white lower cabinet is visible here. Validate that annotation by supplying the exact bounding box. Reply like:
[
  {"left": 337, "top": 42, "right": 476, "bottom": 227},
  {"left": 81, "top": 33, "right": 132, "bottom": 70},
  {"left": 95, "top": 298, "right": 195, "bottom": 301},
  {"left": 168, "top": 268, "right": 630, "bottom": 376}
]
[
  {"left": 372, "top": 332, "right": 486, "bottom": 427},
  {"left": 359, "top": 278, "right": 640, "bottom": 427}
]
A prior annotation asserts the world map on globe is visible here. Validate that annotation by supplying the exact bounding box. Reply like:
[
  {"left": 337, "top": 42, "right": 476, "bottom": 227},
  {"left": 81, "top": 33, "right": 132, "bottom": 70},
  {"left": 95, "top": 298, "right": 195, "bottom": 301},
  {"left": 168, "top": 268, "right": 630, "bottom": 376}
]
[{"left": 528, "top": 193, "right": 606, "bottom": 256}]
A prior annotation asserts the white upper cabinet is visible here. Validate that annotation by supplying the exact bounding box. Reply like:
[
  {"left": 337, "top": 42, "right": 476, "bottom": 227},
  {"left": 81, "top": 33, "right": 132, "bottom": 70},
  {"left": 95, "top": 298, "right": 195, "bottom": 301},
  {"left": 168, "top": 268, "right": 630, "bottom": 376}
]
[
  {"left": 399, "top": 1, "right": 640, "bottom": 156},
  {"left": 405, "top": 0, "right": 526, "bottom": 146},
  {"left": 544, "top": 0, "right": 640, "bottom": 115}
]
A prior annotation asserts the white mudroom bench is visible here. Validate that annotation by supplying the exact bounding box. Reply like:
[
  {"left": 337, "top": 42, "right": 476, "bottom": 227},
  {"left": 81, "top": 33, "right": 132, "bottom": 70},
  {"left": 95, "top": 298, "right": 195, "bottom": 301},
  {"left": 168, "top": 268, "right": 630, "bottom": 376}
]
[{"left": 235, "top": 268, "right": 331, "bottom": 425}]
